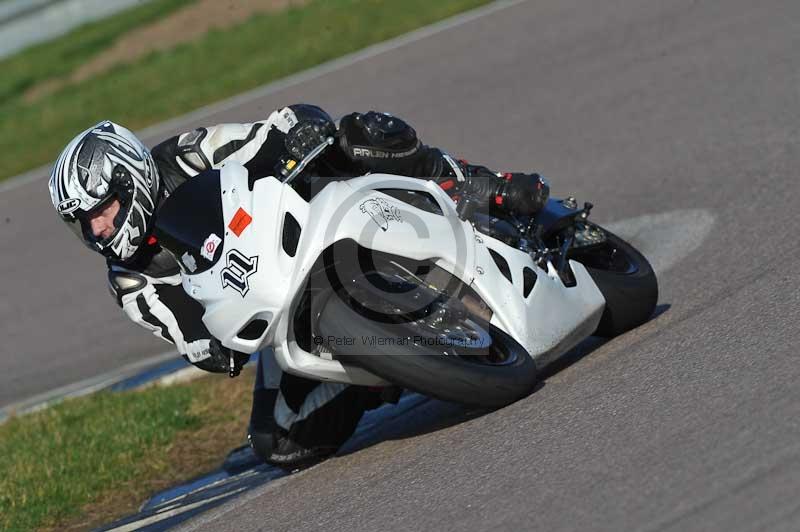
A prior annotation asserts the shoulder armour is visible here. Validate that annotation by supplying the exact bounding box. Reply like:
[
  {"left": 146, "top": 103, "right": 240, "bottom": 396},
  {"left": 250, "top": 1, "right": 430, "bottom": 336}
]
[{"left": 176, "top": 128, "right": 211, "bottom": 173}]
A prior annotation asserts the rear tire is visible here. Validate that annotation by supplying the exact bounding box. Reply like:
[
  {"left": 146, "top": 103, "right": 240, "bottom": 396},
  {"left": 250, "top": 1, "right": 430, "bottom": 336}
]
[{"left": 570, "top": 225, "right": 658, "bottom": 337}]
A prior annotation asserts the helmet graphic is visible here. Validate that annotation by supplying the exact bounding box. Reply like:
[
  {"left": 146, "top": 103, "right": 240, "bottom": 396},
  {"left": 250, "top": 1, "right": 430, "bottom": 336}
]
[{"left": 49, "top": 121, "right": 159, "bottom": 261}]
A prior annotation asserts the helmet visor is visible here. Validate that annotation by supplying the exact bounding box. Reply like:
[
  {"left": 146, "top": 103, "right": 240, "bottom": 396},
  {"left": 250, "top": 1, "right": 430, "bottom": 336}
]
[
  {"left": 61, "top": 213, "right": 102, "bottom": 253},
  {"left": 60, "top": 195, "right": 127, "bottom": 254}
]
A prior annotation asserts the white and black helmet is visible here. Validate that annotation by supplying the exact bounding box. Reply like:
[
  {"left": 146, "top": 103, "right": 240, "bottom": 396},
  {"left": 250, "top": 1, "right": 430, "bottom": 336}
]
[{"left": 49, "top": 121, "right": 159, "bottom": 261}]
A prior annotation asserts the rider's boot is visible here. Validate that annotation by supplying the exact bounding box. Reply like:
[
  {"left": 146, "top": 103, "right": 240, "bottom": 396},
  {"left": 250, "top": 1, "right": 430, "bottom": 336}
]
[
  {"left": 248, "top": 385, "right": 341, "bottom": 471},
  {"left": 248, "top": 372, "right": 385, "bottom": 471},
  {"left": 412, "top": 148, "right": 550, "bottom": 217}
]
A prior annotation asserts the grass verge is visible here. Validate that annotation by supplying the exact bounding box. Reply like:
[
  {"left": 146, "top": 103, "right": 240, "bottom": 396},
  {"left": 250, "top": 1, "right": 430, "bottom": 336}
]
[
  {"left": 0, "top": 0, "right": 491, "bottom": 181},
  {"left": 0, "top": 0, "right": 194, "bottom": 105},
  {"left": 0, "top": 369, "right": 255, "bottom": 532}
]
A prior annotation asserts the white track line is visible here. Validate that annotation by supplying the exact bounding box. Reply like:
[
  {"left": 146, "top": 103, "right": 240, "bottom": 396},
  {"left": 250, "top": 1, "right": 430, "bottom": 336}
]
[
  {"left": 0, "top": 349, "right": 178, "bottom": 423},
  {"left": 603, "top": 208, "right": 715, "bottom": 275},
  {"left": 0, "top": 0, "right": 526, "bottom": 195},
  {"left": 103, "top": 487, "right": 248, "bottom": 532}
]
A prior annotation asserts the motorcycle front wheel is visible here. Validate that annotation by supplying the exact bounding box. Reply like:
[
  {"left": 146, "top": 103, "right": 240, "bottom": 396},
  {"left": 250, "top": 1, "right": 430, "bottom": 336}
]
[{"left": 314, "top": 284, "right": 538, "bottom": 408}]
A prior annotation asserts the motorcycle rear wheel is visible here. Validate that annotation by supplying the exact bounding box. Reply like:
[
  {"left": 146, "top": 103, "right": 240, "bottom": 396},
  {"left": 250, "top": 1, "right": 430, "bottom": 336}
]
[{"left": 569, "top": 224, "right": 658, "bottom": 337}]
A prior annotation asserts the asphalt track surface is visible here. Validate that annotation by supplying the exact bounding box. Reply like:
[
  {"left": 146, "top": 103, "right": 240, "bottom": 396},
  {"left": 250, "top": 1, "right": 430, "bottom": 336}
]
[{"left": 2, "top": 0, "right": 800, "bottom": 529}]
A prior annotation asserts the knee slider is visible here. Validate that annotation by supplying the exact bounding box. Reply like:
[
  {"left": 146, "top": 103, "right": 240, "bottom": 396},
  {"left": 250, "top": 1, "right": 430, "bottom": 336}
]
[
  {"left": 341, "top": 111, "right": 419, "bottom": 152},
  {"left": 248, "top": 429, "right": 278, "bottom": 462},
  {"left": 338, "top": 111, "right": 422, "bottom": 173}
]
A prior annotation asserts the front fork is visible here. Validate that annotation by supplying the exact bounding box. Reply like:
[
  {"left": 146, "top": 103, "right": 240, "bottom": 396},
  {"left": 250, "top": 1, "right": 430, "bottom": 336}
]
[{"left": 527, "top": 197, "right": 599, "bottom": 278}]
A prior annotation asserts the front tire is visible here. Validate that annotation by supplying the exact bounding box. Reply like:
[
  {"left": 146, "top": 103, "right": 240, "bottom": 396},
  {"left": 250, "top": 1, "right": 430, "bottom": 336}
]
[{"left": 315, "top": 292, "right": 538, "bottom": 408}]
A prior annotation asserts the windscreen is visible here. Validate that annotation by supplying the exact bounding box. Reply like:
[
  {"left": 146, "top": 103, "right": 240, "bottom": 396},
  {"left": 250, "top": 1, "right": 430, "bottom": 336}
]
[{"left": 153, "top": 170, "right": 225, "bottom": 274}]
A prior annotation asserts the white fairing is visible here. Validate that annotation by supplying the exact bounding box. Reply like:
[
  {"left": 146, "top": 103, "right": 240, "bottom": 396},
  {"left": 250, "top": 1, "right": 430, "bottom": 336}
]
[{"left": 182, "top": 163, "right": 605, "bottom": 385}]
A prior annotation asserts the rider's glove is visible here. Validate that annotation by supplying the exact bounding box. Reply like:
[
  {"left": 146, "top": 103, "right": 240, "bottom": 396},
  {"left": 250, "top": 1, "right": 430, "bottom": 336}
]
[
  {"left": 285, "top": 118, "right": 337, "bottom": 161},
  {"left": 184, "top": 338, "right": 250, "bottom": 377}
]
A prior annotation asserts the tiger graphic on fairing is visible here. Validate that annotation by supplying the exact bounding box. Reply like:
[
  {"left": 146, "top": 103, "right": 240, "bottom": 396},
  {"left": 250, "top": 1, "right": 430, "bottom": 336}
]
[{"left": 359, "top": 198, "right": 403, "bottom": 231}]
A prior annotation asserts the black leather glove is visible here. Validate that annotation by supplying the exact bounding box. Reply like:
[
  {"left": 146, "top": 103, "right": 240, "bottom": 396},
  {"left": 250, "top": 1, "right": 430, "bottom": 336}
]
[
  {"left": 272, "top": 104, "right": 340, "bottom": 183},
  {"left": 183, "top": 338, "right": 250, "bottom": 377},
  {"left": 285, "top": 117, "right": 336, "bottom": 161}
]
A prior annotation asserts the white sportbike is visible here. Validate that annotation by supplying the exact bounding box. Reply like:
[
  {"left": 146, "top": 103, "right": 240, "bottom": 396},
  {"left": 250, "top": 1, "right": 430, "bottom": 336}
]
[{"left": 154, "top": 139, "right": 657, "bottom": 407}]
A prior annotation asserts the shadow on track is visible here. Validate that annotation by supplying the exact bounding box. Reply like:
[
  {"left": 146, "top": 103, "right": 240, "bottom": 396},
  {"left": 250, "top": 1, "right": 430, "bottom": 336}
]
[
  {"left": 340, "top": 303, "right": 671, "bottom": 456},
  {"left": 540, "top": 303, "right": 670, "bottom": 379}
]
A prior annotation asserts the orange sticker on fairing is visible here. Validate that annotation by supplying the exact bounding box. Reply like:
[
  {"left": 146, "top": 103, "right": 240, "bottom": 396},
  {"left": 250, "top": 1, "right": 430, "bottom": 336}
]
[{"left": 228, "top": 207, "right": 253, "bottom": 237}]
